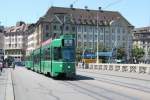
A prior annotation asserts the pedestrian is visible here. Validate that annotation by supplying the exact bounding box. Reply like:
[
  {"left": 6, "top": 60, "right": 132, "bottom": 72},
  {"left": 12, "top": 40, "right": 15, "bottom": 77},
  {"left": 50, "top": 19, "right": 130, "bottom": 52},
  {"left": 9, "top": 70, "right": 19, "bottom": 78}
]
[
  {"left": 0, "top": 62, "right": 3, "bottom": 73},
  {"left": 82, "top": 61, "right": 85, "bottom": 69},
  {"left": 13, "top": 62, "right": 15, "bottom": 70}
]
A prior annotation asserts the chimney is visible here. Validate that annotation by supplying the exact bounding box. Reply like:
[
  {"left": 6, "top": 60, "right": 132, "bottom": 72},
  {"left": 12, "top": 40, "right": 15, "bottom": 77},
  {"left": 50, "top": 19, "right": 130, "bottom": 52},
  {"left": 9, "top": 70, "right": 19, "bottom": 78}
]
[
  {"left": 98, "top": 7, "right": 103, "bottom": 12},
  {"left": 85, "top": 6, "right": 88, "bottom": 10},
  {"left": 85, "top": 6, "right": 90, "bottom": 11},
  {"left": 70, "top": 4, "right": 75, "bottom": 10},
  {"left": 70, "top": 4, "right": 73, "bottom": 8},
  {"left": 98, "top": 7, "right": 101, "bottom": 11}
]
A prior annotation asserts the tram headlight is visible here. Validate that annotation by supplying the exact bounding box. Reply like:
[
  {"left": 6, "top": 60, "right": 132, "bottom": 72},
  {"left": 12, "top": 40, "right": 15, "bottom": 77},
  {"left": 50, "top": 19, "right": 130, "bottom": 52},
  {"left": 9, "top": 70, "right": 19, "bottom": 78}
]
[{"left": 68, "top": 66, "right": 70, "bottom": 69}]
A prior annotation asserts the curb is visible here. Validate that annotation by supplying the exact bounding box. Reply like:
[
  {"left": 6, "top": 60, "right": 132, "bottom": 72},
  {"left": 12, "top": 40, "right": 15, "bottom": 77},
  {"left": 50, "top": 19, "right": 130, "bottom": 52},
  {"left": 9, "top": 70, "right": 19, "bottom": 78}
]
[{"left": 5, "top": 69, "right": 14, "bottom": 100}]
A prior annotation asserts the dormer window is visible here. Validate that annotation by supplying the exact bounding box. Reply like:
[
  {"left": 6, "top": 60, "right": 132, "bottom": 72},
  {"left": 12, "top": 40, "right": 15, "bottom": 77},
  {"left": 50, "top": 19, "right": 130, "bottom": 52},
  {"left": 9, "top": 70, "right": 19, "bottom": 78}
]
[
  {"left": 53, "top": 25, "right": 57, "bottom": 30},
  {"left": 46, "top": 25, "right": 49, "bottom": 31},
  {"left": 65, "top": 26, "right": 69, "bottom": 31}
]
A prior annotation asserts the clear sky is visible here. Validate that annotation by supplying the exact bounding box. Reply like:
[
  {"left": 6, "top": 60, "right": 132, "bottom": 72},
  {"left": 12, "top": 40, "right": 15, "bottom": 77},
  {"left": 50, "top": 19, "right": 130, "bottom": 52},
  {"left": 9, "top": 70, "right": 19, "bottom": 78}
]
[{"left": 0, "top": 0, "right": 150, "bottom": 28}]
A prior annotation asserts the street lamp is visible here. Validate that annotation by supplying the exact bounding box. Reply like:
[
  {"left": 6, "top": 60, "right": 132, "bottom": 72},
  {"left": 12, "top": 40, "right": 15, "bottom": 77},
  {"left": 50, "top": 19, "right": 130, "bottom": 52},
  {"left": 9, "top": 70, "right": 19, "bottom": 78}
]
[{"left": 109, "top": 20, "right": 118, "bottom": 63}]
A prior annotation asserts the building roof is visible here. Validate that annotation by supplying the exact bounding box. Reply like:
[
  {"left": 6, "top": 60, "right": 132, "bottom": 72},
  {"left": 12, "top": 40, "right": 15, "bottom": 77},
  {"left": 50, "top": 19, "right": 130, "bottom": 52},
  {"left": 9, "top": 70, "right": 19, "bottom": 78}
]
[
  {"left": 134, "top": 26, "right": 150, "bottom": 33},
  {"left": 5, "top": 21, "right": 29, "bottom": 33},
  {"left": 37, "top": 6, "right": 132, "bottom": 26}
]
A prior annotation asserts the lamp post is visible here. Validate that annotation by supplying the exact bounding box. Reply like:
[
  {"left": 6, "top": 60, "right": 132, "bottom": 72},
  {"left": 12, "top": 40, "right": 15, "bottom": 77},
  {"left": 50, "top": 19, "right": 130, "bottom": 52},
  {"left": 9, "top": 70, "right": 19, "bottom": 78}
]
[{"left": 109, "top": 20, "right": 118, "bottom": 63}]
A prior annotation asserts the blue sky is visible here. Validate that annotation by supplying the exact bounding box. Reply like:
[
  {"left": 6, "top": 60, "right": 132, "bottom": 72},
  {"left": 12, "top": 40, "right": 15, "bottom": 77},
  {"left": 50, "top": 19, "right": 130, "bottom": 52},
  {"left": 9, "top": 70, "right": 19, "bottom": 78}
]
[{"left": 0, "top": 0, "right": 150, "bottom": 28}]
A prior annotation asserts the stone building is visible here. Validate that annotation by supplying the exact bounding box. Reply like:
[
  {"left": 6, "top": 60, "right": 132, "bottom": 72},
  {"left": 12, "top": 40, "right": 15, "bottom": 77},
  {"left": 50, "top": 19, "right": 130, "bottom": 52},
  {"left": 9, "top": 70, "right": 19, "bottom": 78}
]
[
  {"left": 26, "top": 6, "right": 133, "bottom": 60},
  {"left": 133, "top": 26, "right": 150, "bottom": 63},
  {"left": 0, "top": 25, "right": 4, "bottom": 62},
  {"left": 26, "top": 24, "right": 36, "bottom": 56},
  {"left": 4, "top": 21, "right": 29, "bottom": 62},
  {"left": 0, "top": 26, "right": 4, "bottom": 49}
]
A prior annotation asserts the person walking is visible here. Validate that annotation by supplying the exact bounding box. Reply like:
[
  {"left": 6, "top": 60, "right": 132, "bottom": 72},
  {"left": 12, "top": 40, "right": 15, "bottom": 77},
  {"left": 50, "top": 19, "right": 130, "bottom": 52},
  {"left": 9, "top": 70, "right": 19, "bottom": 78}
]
[
  {"left": 0, "top": 62, "right": 3, "bottom": 73},
  {"left": 13, "top": 62, "right": 15, "bottom": 70},
  {"left": 82, "top": 61, "right": 85, "bottom": 69}
]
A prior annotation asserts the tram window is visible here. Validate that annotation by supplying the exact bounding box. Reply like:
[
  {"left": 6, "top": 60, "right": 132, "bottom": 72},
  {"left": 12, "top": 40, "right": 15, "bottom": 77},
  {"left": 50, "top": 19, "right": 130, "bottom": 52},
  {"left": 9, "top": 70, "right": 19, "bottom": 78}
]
[
  {"left": 62, "top": 48, "right": 75, "bottom": 61},
  {"left": 34, "top": 54, "right": 40, "bottom": 64},
  {"left": 33, "top": 55, "right": 37, "bottom": 63},
  {"left": 54, "top": 47, "right": 62, "bottom": 60},
  {"left": 44, "top": 48, "right": 51, "bottom": 60}
]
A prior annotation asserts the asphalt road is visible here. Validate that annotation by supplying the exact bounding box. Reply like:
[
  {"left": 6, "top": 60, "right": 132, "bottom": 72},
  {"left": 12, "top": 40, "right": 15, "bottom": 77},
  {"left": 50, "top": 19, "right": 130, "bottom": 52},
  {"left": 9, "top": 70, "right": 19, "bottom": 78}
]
[{"left": 12, "top": 67, "right": 150, "bottom": 100}]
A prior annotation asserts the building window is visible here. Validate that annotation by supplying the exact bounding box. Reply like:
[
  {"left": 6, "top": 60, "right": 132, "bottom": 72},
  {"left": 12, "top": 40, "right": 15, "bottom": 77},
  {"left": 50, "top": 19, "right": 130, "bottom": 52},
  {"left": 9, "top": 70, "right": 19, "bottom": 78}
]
[
  {"left": 84, "top": 27, "right": 87, "bottom": 32},
  {"left": 117, "top": 35, "right": 120, "bottom": 40},
  {"left": 78, "top": 42, "right": 82, "bottom": 47},
  {"left": 105, "top": 29, "right": 109, "bottom": 33},
  {"left": 123, "top": 36, "right": 126, "bottom": 41},
  {"left": 84, "top": 42, "right": 87, "bottom": 47},
  {"left": 53, "top": 25, "right": 57, "bottom": 30},
  {"left": 106, "top": 35, "right": 110, "bottom": 40},
  {"left": 122, "top": 28, "right": 125, "bottom": 33},
  {"left": 100, "top": 35, "right": 103, "bottom": 40},
  {"left": 112, "top": 35, "right": 115, "bottom": 40},
  {"left": 12, "top": 38, "right": 14, "bottom": 42},
  {"left": 60, "top": 26, "right": 62, "bottom": 30},
  {"left": 117, "top": 28, "right": 120, "bottom": 33},
  {"left": 112, "top": 28, "right": 115, "bottom": 33},
  {"left": 78, "top": 26, "right": 82, "bottom": 32},
  {"left": 90, "top": 35, "right": 93, "bottom": 40},
  {"left": 46, "top": 25, "right": 49, "bottom": 31},
  {"left": 94, "top": 35, "right": 97, "bottom": 39},
  {"left": 100, "top": 28, "right": 104, "bottom": 33},
  {"left": 78, "top": 34, "right": 81, "bottom": 40},
  {"left": 84, "top": 34, "right": 87, "bottom": 39},
  {"left": 72, "top": 26, "right": 75, "bottom": 32},
  {"left": 89, "top": 27, "right": 92, "bottom": 33},
  {"left": 65, "top": 26, "right": 69, "bottom": 31}
]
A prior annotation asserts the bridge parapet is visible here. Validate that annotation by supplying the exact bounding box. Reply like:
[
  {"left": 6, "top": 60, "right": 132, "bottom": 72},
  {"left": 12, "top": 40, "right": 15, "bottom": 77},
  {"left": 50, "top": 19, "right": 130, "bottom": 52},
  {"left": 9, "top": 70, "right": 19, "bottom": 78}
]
[{"left": 78, "top": 63, "right": 150, "bottom": 75}]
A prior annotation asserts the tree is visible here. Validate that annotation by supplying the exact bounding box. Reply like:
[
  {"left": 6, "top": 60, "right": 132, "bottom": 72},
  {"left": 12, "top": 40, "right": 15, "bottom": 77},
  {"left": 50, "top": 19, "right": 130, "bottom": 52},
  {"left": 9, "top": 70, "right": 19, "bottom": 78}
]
[
  {"left": 93, "top": 43, "right": 109, "bottom": 52},
  {"left": 76, "top": 47, "right": 82, "bottom": 62},
  {"left": 117, "top": 48, "right": 126, "bottom": 59},
  {"left": 148, "top": 49, "right": 150, "bottom": 55},
  {"left": 4, "top": 56, "right": 14, "bottom": 67},
  {"left": 132, "top": 46, "right": 145, "bottom": 62}
]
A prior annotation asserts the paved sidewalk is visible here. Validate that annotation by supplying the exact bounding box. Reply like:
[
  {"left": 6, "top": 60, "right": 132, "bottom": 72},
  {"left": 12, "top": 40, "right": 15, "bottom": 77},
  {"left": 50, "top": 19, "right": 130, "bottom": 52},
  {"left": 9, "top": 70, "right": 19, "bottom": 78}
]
[{"left": 0, "top": 68, "right": 14, "bottom": 100}]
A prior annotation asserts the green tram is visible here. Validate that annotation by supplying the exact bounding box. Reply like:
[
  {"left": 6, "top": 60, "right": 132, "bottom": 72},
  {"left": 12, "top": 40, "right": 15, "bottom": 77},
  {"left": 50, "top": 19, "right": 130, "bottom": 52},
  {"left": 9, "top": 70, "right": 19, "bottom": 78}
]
[{"left": 25, "top": 34, "right": 76, "bottom": 78}]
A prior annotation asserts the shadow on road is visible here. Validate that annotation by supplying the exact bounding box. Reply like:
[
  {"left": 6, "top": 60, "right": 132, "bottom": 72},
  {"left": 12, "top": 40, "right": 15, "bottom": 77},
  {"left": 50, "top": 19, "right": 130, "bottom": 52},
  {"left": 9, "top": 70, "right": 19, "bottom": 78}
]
[
  {"left": 55, "top": 75, "right": 95, "bottom": 81},
  {"left": 74, "top": 75, "right": 95, "bottom": 81}
]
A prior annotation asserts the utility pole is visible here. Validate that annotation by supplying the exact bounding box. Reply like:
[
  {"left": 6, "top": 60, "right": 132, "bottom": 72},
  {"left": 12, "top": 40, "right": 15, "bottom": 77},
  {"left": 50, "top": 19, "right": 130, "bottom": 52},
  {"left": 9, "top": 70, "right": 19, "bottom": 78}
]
[
  {"left": 96, "top": 7, "right": 101, "bottom": 63},
  {"left": 96, "top": 11, "right": 99, "bottom": 63}
]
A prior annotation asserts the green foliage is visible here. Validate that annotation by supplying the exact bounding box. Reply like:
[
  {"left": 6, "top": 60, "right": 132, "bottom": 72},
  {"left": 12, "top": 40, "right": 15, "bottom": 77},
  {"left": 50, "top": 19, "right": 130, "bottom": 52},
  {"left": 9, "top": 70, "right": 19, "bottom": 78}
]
[
  {"left": 117, "top": 48, "right": 126, "bottom": 59},
  {"left": 148, "top": 49, "right": 150, "bottom": 55},
  {"left": 4, "top": 56, "right": 14, "bottom": 66},
  {"left": 93, "top": 43, "right": 109, "bottom": 52},
  {"left": 132, "top": 46, "right": 145, "bottom": 60},
  {"left": 76, "top": 47, "right": 82, "bottom": 62}
]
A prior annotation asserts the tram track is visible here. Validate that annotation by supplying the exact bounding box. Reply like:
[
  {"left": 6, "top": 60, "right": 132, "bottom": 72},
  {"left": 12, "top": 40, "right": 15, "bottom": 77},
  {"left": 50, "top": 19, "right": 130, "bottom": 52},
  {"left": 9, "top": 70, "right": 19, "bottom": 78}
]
[
  {"left": 78, "top": 70, "right": 150, "bottom": 82},
  {"left": 78, "top": 70, "right": 150, "bottom": 93},
  {"left": 92, "top": 76, "right": 150, "bottom": 93},
  {"left": 37, "top": 82, "right": 61, "bottom": 100},
  {"left": 59, "top": 80, "right": 112, "bottom": 100},
  {"left": 59, "top": 79, "right": 137, "bottom": 100}
]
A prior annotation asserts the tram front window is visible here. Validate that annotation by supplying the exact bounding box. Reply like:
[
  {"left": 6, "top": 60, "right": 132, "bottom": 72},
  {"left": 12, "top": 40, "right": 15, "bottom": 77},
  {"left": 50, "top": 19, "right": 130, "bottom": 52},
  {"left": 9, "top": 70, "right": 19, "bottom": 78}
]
[{"left": 62, "top": 48, "right": 75, "bottom": 62}]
